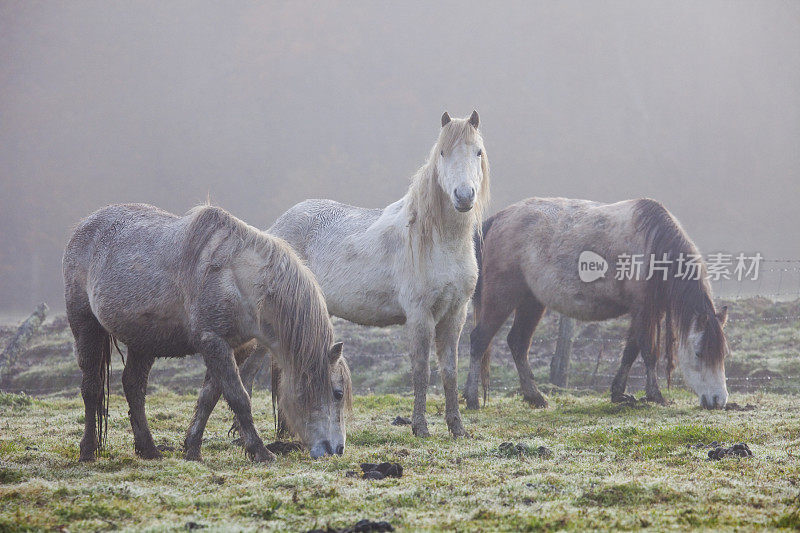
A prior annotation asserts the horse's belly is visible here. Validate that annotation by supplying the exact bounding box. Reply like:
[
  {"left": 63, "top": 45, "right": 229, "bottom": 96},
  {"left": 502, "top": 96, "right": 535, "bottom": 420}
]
[
  {"left": 532, "top": 278, "right": 629, "bottom": 322},
  {"left": 325, "top": 289, "right": 406, "bottom": 326},
  {"left": 88, "top": 279, "right": 192, "bottom": 356}
]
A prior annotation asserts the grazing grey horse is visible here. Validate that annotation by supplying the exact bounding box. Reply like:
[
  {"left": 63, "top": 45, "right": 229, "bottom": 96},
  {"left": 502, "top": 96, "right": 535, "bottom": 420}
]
[
  {"left": 464, "top": 197, "right": 730, "bottom": 410},
  {"left": 235, "top": 111, "right": 490, "bottom": 438},
  {"left": 63, "top": 203, "right": 351, "bottom": 462}
]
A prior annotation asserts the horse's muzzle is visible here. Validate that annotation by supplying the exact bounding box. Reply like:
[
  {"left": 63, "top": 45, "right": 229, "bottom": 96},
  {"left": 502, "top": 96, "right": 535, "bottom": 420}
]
[
  {"left": 701, "top": 394, "right": 725, "bottom": 410},
  {"left": 453, "top": 186, "right": 476, "bottom": 212},
  {"left": 309, "top": 439, "right": 344, "bottom": 458}
]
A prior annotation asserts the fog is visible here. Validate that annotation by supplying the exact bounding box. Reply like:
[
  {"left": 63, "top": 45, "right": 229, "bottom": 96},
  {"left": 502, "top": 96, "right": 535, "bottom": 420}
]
[{"left": 1, "top": 1, "right": 798, "bottom": 311}]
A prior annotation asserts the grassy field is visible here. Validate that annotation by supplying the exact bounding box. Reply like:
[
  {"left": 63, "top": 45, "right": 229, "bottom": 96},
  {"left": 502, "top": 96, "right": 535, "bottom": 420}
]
[
  {"left": 1, "top": 298, "right": 799, "bottom": 531},
  {"left": 1, "top": 389, "right": 799, "bottom": 532}
]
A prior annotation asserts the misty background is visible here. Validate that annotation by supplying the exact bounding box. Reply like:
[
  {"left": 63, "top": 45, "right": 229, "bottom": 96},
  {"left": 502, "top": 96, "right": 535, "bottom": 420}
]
[{"left": 1, "top": 1, "right": 798, "bottom": 312}]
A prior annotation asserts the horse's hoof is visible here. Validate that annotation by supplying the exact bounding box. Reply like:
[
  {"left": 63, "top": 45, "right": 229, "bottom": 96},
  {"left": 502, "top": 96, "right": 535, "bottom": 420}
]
[
  {"left": 251, "top": 448, "right": 277, "bottom": 463},
  {"left": 449, "top": 424, "right": 467, "bottom": 438},
  {"left": 135, "top": 446, "right": 163, "bottom": 460},
  {"left": 184, "top": 449, "right": 202, "bottom": 462},
  {"left": 611, "top": 393, "right": 637, "bottom": 404},
  {"left": 646, "top": 396, "right": 668, "bottom": 406},
  {"left": 412, "top": 422, "right": 430, "bottom": 438},
  {"left": 78, "top": 452, "right": 96, "bottom": 463},
  {"left": 523, "top": 394, "right": 549, "bottom": 409},
  {"left": 463, "top": 385, "right": 480, "bottom": 410}
]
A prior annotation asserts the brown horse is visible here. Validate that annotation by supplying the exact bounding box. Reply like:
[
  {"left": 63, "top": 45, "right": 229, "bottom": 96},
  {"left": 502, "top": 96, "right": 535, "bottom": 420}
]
[
  {"left": 464, "top": 197, "right": 729, "bottom": 410},
  {"left": 63, "top": 203, "right": 351, "bottom": 462}
]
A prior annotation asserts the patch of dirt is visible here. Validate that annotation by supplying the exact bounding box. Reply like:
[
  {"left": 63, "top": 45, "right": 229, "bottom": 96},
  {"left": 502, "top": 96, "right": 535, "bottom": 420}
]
[
  {"left": 266, "top": 441, "right": 303, "bottom": 455},
  {"left": 390, "top": 416, "right": 411, "bottom": 426},
  {"left": 360, "top": 462, "right": 403, "bottom": 480},
  {"left": 306, "top": 519, "right": 394, "bottom": 533},
  {"left": 707, "top": 443, "right": 754, "bottom": 460}
]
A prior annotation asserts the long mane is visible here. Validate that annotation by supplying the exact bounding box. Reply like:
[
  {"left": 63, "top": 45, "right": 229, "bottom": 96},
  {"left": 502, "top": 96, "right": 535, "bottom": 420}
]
[
  {"left": 182, "top": 205, "right": 344, "bottom": 410},
  {"left": 634, "top": 199, "right": 727, "bottom": 381},
  {"left": 406, "top": 118, "right": 490, "bottom": 256}
]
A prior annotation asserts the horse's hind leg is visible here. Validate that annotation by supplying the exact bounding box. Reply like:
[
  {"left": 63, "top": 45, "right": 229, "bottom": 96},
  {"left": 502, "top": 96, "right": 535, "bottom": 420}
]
[
  {"left": 610, "top": 326, "right": 640, "bottom": 403},
  {"left": 506, "top": 297, "right": 548, "bottom": 408},
  {"left": 465, "top": 288, "right": 519, "bottom": 410},
  {"left": 69, "top": 312, "right": 110, "bottom": 462},
  {"left": 184, "top": 369, "right": 221, "bottom": 461},
  {"left": 435, "top": 304, "right": 468, "bottom": 437},
  {"left": 122, "top": 350, "right": 159, "bottom": 459},
  {"left": 197, "top": 332, "right": 274, "bottom": 462}
]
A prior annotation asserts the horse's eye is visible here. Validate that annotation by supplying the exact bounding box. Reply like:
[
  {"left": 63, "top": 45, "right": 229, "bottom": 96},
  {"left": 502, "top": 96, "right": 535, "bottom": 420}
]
[
  {"left": 695, "top": 351, "right": 701, "bottom": 358},
  {"left": 440, "top": 150, "right": 444, "bottom": 157},
  {"left": 333, "top": 389, "right": 344, "bottom": 401},
  {"left": 477, "top": 149, "right": 482, "bottom": 157}
]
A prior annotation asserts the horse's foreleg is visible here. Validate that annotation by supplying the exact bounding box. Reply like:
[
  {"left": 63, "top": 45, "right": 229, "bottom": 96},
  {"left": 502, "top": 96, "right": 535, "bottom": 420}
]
[
  {"left": 122, "top": 350, "right": 159, "bottom": 459},
  {"left": 184, "top": 369, "right": 221, "bottom": 461},
  {"left": 507, "top": 297, "right": 547, "bottom": 408},
  {"left": 197, "top": 332, "right": 274, "bottom": 462},
  {"left": 271, "top": 360, "right": 291, "bottom": 439},
  {"left": 435, "top": 305, "right": 468, "bottom": 437},
  {"left": 408, "top": 314, "right": 435, "bottom": 438},
  {"left": 611, "top": 328, "right": 640, "bottom": 403},
  {"left": 228, "top": 342, "right": 269, "bottom": 441},
  {"left": 237, "top": 342, "right": 267, "bottom": 399},
  {"left": 641, "top": 349, "right": 666, "bottom": 405}
]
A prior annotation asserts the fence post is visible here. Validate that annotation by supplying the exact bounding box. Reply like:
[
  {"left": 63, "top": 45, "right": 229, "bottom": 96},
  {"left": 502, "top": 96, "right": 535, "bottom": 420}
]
[
  {"left": 0, "top": 303, "right": 48, "bottom": 386},
  {"left": 550, "top": 315, "right": 574, "bottom": 387}
]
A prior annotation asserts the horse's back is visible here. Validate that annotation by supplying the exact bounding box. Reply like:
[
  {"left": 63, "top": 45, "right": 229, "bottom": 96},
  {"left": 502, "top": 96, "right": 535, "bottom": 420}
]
[
  {"left": 269, "top": 198, "right": 406, "bottom": 325},
  {"left": 269, "top": 199, "right": 382, "bottom": 253}
]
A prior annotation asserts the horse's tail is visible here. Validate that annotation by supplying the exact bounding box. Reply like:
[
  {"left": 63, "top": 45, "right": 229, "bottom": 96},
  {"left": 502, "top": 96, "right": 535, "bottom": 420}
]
[
  {"left": 472, "top": 215, "right": 495, "bottom": 308},
  {"left": 474, "top": 215, "right": 496, "bottom": 406},
  {"left": 97, "top": 331, "right": 112, "bottom": 457}
]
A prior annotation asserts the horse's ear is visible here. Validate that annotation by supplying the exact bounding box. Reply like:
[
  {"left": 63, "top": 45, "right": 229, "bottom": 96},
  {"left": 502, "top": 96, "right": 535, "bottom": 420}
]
[
  {"left": 469, "top": 110, "right": 479, "bottom": 128},
  {"left": 716, "top": 306, "right": 729, "bottom": 328},
  {"left": 441, "top": 112, "right": 451, "bottom": 127},
  {"left": 329, "top": 342, "right": 344, "bottom": 364}
]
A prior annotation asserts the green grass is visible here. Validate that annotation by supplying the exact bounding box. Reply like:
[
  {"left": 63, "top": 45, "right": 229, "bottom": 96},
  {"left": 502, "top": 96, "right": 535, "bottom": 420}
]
[{"left": 1, "top": 390, "right": 799, "bottom": 531}]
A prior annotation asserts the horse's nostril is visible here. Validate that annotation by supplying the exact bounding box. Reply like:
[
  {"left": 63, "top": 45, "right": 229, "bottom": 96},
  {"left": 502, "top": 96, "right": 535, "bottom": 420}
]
[
  {"left": 468, "top": 187, "right": 476, "bottom": 200},
  {"left": 713, "top": 395, "right": 720, "bottom": 408},
  {"left": 701, "top": 395, "right": 709, "bottom": 409},
  {"left": 336, "top": 444, "right": 344, "bottom": 455},
  {"left": 322, "top": 440, "right": 333, "bottom": 455}
]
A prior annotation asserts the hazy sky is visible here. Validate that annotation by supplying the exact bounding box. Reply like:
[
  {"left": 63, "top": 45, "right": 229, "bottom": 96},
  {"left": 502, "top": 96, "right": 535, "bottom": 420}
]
[{"left": 1, "top": 1, "right": 798, "bottom": 310}]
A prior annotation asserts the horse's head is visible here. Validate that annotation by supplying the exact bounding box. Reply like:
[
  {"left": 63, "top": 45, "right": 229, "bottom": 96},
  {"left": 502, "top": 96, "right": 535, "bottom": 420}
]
[
  {"left": 278, "top": 342, "right": 352, "bottom": 458},
  {"left": 676, "top": 306, "right": 729, "bottom": 409},
  {"left": 436, "top": 110, "right": 488, "bottom": 214}
]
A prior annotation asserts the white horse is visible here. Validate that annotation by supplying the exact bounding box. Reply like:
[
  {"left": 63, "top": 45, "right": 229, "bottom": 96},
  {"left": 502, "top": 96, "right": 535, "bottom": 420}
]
[{"left": 238, "top": 111, "right": 490, "bottom": 437}]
